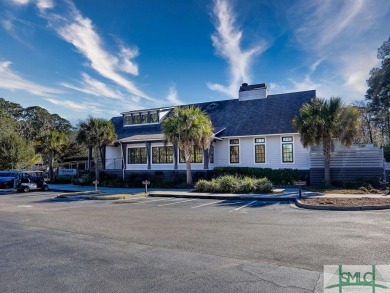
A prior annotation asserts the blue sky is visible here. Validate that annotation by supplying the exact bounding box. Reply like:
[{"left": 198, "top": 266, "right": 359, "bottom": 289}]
[{"left": 0, "top": 0, "right": 389, "bottom": 124}]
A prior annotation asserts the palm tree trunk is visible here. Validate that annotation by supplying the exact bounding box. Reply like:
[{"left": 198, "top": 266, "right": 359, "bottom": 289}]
[
  {"left": 94, "top": 146, "right": 99, "bottom": 182},
  {"left": 323, "top": 140, "right": 331, "bottom": 186},
  {"left": 324, "top": 158, "right": 331, "bottom": 186},
  {"left": 186, "top": 160, "right": 193, "bottom": 185}
]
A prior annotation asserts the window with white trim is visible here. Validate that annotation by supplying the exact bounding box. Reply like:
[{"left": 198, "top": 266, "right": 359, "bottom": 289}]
[
  {"left": 282, "top": 136, "right": 294, "bottom": 163},
  {"left": 209, "top": 145, "right": 214, "bottom": 164},
  {"left": 254, "top": 138, "right": 265, "bottom": 163},
  {"left": 179, "top": 146, "right": 203, "bottom": 163},
  {"left": 229, "top": 139, "right": 239, "bottom": 163},
  {"left": 152, "top": 146, "right": 174, "bottom": 164},
  {"left": 128, "top": 148, "right": 147, "bottom": 164}
]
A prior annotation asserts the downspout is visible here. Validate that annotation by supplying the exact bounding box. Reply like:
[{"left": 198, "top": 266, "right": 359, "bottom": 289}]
[{"left": 119, "top": 141, "right": 125, "bottom": 181}]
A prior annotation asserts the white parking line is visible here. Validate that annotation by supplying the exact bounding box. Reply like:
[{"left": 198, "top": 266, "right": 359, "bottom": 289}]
[
  {"left": 158, "top": 199, "right": 197, "bottom": 206},
  {"left": 191, "top": 200, "right": 224, "bottom": 208},
  {"left": 229, "top": 200, "right": 257, "bottom": 213}
]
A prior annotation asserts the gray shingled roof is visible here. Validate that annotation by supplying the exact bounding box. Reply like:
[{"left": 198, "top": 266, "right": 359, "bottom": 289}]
[{"left": 111, "top": 90, "right": 315, "bottom": 140}]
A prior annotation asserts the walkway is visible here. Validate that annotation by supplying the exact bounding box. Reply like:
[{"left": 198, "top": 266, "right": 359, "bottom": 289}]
[{"left": 47, "top": 184, "right": 389, "bottom": 200}]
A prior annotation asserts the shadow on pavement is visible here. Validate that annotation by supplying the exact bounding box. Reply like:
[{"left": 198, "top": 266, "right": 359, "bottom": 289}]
[{"left": 216, "top": 200, "right": 289, "bottom": 209}]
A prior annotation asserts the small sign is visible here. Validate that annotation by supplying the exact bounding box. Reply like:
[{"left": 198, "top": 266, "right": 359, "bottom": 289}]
[
  {"left": 92, "top": 180, "right": 99, "bottom": 184},
  {"left": 142, "top": 180, "right": 150, "bottom": 193},
  {"left": 294, "top": 181, "right": 306, "bottom": 186},
  {"left": 58, "top": 169, "right": 77, "bottom": 176}
]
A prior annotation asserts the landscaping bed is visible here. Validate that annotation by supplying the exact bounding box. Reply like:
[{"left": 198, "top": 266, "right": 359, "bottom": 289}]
[
  {"left": 195, "top": 175, "right": 273, "bottom": 193},
  {"left": 303, "top": 186, "right": 384, "bottom": 195},
  {"left": 300, "top": 197, "right": 390, "bottom": 207}
]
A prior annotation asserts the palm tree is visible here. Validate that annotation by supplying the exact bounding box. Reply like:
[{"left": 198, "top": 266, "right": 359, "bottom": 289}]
[
  {"left": 162, "top": 106, "right": 214, "bottom": 185},
  {"left": 293, "top": 97, "right": 359, "bottom": 186},
  {"left": 76, "top": 117, "right": 116, "bottom": 182},
  {"left": 35, "top": 130, "right": 68, "bottom": 181}
]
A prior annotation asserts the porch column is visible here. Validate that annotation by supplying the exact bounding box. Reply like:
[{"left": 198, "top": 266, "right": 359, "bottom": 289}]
[
  {"left": 87, "top": 147, "right": 93, "bottom": 171},
  {"left": 146, "top": 142, "right": 151, "bottom": 170},
  {"left": 173, "top": 145, "right": 178, "bottom": 170},
  {"left": 121, "top": 143, "right": 127, "bottom": 170},
  {"left": 203, "top": 147, "right": 209, "bottom": 170}
]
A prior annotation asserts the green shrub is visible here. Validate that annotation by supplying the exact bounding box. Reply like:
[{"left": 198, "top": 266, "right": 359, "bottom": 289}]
[
  {"left": 218, "top": 175, "right": 239, "bottom": 193},
  {"left": 195, "top": 175, "right": 273, "bottom": 193},
  {"left": 52, "top": 175, "right": 72, "bottom": 184},
  {"left": 257, "top": 181, "right": 273, "bottom": 193},
  {"left": 332, "top": 177, "right": 380, "bottom": 189},
  {"left": 195, "top": 179, "right": 214, "bottom": 192},
  {"left": 213, "top": 167, "right": 301, "bottom": 185},
  {"left": 240, "top": 177, "right": 257, "bottom": 193}
]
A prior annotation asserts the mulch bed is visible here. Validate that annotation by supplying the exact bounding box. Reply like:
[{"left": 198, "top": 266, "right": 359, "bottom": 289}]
[{"left": 301, "top": 197, "right": 390, "bottom": 207}]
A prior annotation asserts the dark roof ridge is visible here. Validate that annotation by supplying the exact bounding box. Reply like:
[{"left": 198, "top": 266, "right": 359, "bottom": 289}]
[{"left": 176, "top": 89, "right": 316, "bottom": 108}]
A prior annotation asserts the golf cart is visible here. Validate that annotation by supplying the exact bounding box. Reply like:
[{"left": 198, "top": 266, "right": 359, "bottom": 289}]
[{"left": 16, "top": 171, "right": 49, "bottom": 193}]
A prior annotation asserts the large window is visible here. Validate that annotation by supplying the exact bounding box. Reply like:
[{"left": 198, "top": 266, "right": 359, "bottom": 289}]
[
  {"left": 209, "top": 145, "right": 214, "bottom": 164},
  {"left": 124, "top": 115, "right": 133, "bottom": 125},
  {"left": 133, "top": 114, "right": 141, "bottom": 124},
  {"left": 282, "top": 136, "right": 294, "bottom": 163},
  {"left": 124, "top": 111, "right": 160, "bottom": 126},
  {"left": 141, "top": 113, "right": 148, "bottom": 124},
  {"left": 152, "top": 146, "right": 174, "bottom": 164},
  {"left": 150, "top": 112, "right": 159, "bottom": 123},
  {"left": 128, "top": 148, "right": 147, "bottom": 164},
  {"left": 179, "top": 146, "right": 203, "bottom": 163},
  {"left": 229, "top": 139, "right": 239, "bottom": 163},
  {"left": 254, "top": 138, "right": 265, "bottom": 163}
]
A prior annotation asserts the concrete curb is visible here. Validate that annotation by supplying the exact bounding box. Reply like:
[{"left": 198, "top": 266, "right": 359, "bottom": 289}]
[
  {"left": 295, "top": 199, "right": 390, "bottom": 211},
  {"left": 148, "top": 192, "right": 293, "bottom": 201}
]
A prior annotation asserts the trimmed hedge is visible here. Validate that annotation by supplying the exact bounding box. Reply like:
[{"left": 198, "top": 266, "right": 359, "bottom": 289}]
[
  {"left": 195, "top": 175, "right": 273, "bottom": 193},
  {"left": 213, "top": 167, "right": 301, "bottom": 185}
]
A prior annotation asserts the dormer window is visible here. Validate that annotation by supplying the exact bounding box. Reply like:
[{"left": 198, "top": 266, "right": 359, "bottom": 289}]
[
  {"left": 141, "top": 113, "right": 148, "bottom": 124},
  {"left": 125, "top": 115, "right": 133, "bottom": 125},
  {"left": 133, "top": 114, "right": 141, "bottom": 124},
  {"left": 123, "top": 109, "right": 168, "bottom": 126},
  {"left": 150, "top": 112, "right": 159, "bottom": 123}
]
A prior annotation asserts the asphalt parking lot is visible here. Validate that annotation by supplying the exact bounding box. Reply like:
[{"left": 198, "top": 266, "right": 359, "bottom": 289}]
[{"left": 1, "top": 190, "right": 390, "bottom": 292}]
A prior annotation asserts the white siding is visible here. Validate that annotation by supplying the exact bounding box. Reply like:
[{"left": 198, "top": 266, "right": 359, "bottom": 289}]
[
  {"left": 105, "top": 134, "right": 310, "bottom": 171},
  {"left": 105, "top": 146, "right": 122, "bottom": 169},
  {"left": 310, "top": 143, "right": 384, "bottom": 168},
  {"left": 126, "top": 143, "right": 148, "bottom": 170},
  {"left": 213, "top": 134, "right": 310, "bottom": 170},
  {"left": 239, "top": 88, "right": 268, "bottom": 101}
]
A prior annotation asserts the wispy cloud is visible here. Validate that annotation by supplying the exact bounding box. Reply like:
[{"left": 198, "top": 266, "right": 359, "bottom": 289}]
[
  {"left": 40, "top": 1, "right": 155, "bottom": 101},
  {"left": 166, "top": 85, "right": 183, "bottom": 105},
  {"left": 207, "top": 0, "right": 267, "bottom": 97},
  {"left": 9, "top": 0, "right": 30, "bottom": 5},
  {"left": 284, "top": 0, "right": 390, "bottom": 99},
  {"left": 36, "top": 0, "right": 54, "bottom": 11},
  {"left": 9, "top": 0, "right": 53, "bottom": 10},
  {"left": 59, "top": 73, "right": 123, "bottom": 100},
  {"left": 45, "top": 97, "right": 107, "bottom": 114},
  {"left": 0, "top": 60, "right": 62, "bottom": 96},
  {"left": 292, "top": 0, "right": 365, "bottom": 49}
]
